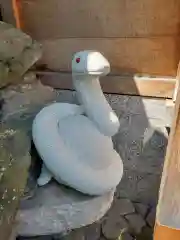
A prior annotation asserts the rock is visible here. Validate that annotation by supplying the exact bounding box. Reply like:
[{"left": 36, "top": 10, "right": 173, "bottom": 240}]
[
  {"left": 108, "top": 198, "right": 135, "bottom": 216},
  {"left": 0, "top": 27, "right": 32, "bottom": 60},
  {"left": 17, "top": 182, "right": 114, "bottom": 237},
  {"left": 0, "top": 63, "right": 9, "bottom": 86},
  {"left": 8, "top": 42, "right": 42, "bottom": 84},
  {"left": 136, "top": 175, "right": 161, "bottom": 205},
  {"left": 53, "top": 224, "right": 101, "bottom": 240},
  {"left": 0, "top": 21, "right": 42, "bottom": 88},
  {"left": 146, "top": 208, "right": 156, "bottom": 228},
  {"left": 134, "top": 203, "right": 148, "bottom": 218},
  {"left": 102, "top": 216, "right": 129, "bottom": 239},
  {"left": 120, "top": 232, "right": 134, "bottom": 240},
  {"left": 84, "top": 223, "right": 101, "bottom": 240},
  {"left": 23, "top": 72, "right": 37, "bottom": 84},
  {"left": 125, "top": 214, "right": 146, "bottom": 234}
]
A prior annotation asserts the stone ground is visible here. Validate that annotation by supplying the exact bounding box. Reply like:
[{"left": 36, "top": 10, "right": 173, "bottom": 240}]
[{"left": 1, "top": 83, "right": 169, "bottom": 240}]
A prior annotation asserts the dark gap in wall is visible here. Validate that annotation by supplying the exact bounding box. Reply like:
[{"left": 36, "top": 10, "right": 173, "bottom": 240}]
[{"left": 0, "top": 5, "right": 3, "bottom": 21}]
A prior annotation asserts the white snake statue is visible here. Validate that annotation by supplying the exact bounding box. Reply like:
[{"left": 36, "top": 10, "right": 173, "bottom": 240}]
[{"left": 32, "top": 51, "right": 123, "bottom": 196}]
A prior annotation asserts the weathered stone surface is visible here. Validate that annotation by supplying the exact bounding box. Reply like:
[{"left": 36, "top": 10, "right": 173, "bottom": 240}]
[
  {"left": 136, "top": 174, "right": 161, "bottom": 205},
  {"left": 17, "top": 182, "right": 114, "bottom": 237},
  {"left": 9, "top": 42, "right": 41, "bottom": 76},
  {"left": 0, "top": 21, "right": 42, "bottom": 88},
  {"left": 110, "top": 199, "right": 135, "bottom": 216},
  {"left": 146, "top": 208, "right": 156, "bottom": 228},
  {"left": 23, "top": 72, "right": 37, "bottom": 84},
  {"left": 0, "top": 124, "right": 31, "bottom": 240},
  {"left": 134, "top": 203, "right": 148, "bottom": 218},
  {"left": 108, "top": 199, "right": 135, "bottom": 218},
  {"left": 0, "top": 26, "right": 32, "bottom": 60},
  {"left": 61, "top": 223, "right": 101, "bottom": 240},
  {"left": 102, "top": 216, "right": 129, "bottom": 239},
  {"left": 115, "top": 170, "right": 141, "bottom": 201},
  {"left": 125, "top": 214, "right": 146, "bottom": 234},
  {"left": 0, "top": 85, "right": 76, "bottom": 239}
]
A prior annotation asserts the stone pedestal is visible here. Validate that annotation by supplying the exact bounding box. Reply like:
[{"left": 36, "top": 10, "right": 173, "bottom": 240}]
[{"left": 17, "top": 182, "right": 114, "bottom": 237}]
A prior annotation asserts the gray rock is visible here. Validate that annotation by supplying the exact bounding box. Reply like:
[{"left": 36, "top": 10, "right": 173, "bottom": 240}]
[
  {"left": 84, "top": 223, "right": 101, "bottom": 240},
  {"left": 0, "top": 26, "right": 32, "bottom": 60},
  {"left": 136, "top": 175, "right": 161, "bottom": 205},
  {"left": 0, "top": 21, "right": 42, "bottom": 88},
  {"left": 134, "top": 203, "right": 148, "bottom": 218},
  {"left": 146, "top": 208, "right": 156, "bottom": 228},
  {"left": 17, "top": 182, "right": 114, "bottom": 237},
  {"left": 102, "top": 216, "right": 129, "bottom": 239},
  {"left": 110, "top": 199, "right": 135, "bottom": 216},
  {"left": 125, "top": 214, "right": 146, "bottom": 234}
]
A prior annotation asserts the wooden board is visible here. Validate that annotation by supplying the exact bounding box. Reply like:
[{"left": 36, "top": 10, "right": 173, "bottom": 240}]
[
  {"left": 19, "top": 0, "right": 180, "bottom": 39},
  {"left": 154, "top": 224, "right": 180, "bottom": 240},
  {"left": 39, "top": 71, "right": 175, "bottom": 99},
  {"left": 39, "top": 37, "right": 180, "bottom": 76},
  {"left": 154, "top": 63, "right": 180, "bottom": 238}
]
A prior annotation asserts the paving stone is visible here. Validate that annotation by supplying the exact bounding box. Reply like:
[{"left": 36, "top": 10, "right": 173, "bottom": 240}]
[
  {"left": 136, "top": 175, "right": 161, "bottom": 205},
  {"left": 109, "top": 199, "right": 135, "bottom": 216},
  {"left": 116, "top": 170, "right": 141, "bottom": 201},
  {"left": 120, "top": 232, "right": 134, "bottom": 240},
  {"left": 146, "top": 208, "right": 156, "bottom": 228},
  {"left": 125, "top": 214, "right": 146, "bottom": 235},
  {"left": 134, "top": 203, "right": 148, "bottom": 218},
  {"left": 102, "top": 216, "right": 129, "bottom": 239},
  {"left": 84, "top": 223, "right": 101, "bottom": 240},
  {"left": 0, "top": 27, "right": 32, "bottom": 60}
]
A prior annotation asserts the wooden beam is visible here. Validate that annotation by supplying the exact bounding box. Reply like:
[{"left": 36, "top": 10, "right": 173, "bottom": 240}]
[
  {"left": 38, "top": 71, "right": 176, "bottom": 98},
  {"left": 154, "top": 63, "right": 180, "bottom": 238},
  {"left": 154, "top": 224, "right": 180, "bottom": 240}
]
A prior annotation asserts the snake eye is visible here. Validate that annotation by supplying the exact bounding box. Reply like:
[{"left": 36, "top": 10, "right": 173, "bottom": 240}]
[{"left": 76, "top": 58, "right": 80, "bottom": 63}]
